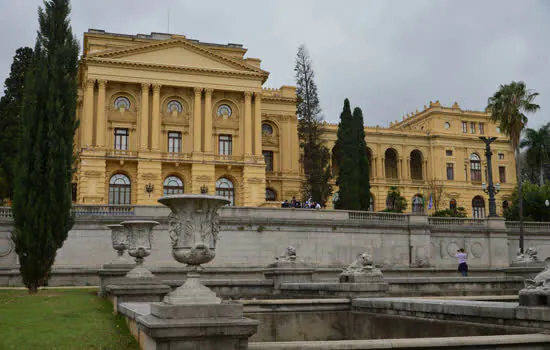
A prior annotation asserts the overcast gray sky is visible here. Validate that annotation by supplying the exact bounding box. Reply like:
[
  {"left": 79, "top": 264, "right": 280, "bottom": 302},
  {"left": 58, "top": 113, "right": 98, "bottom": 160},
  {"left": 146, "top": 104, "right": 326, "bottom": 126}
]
[{"left": 1, "top": 0, "right": 549, "bottom": 128}]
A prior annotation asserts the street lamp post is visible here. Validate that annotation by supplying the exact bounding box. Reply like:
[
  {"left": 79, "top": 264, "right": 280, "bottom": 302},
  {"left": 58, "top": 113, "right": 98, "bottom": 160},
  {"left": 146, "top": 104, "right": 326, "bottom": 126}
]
[{"left": 479, "top": 136, "right": 499, "bottom": 217}]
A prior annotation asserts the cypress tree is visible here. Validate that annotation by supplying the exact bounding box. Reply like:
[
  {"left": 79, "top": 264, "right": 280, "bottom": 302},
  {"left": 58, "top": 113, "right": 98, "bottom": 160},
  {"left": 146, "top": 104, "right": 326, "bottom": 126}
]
[
  {"left": 12, "top": 0, "right": 79, "bottom": 293},
  {"left": 0, "top": 47, "right": 34, "bottom": 199},
  {"left": 352, "top": 107, "right": 371, "bottom": 211},
  {"left": 295, "top": 45, "right": 332, "bottom": 206},
  {"left": 334, "top": 99, "right": 361, "bottom": 210}
]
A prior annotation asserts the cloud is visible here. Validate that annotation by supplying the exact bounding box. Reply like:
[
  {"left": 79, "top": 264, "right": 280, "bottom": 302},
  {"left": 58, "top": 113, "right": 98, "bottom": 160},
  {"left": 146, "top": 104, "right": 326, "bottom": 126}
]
[{"left": 0, "top": 0, "right": 548, "bottom": 129}]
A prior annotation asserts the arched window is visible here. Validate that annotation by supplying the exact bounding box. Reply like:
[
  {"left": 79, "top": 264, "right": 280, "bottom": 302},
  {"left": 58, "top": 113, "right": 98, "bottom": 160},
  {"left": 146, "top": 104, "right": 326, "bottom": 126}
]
[
  {"left": 216, "top": 177, "right": 235, "bottom": 206},
  {"left": 167, "top": 100, "right": 183, "bottom": 113},
  {"left": 114, "top": 96, "right": 131, "bottom": 110},
  {"left": 450, "top": 199, "right": 457, "bottom": 210},
  {"left": 385, "top": 148, "right": 398, "bottom": 179},
  {"left": 262, "top": 123, "right": 273, "bottom": 136},
  {"left": 265, "top": 188, "right": 277, "bottom": 201},
  {"left": 163, "top": 176, "right": 184, "bottom": 195},
  {"left": 217, "top": 104, "right": 232, "bottom": 119},
  {"left": 472, "top": 196, "right": 486, "bottom": 219},
  {"left": 109, "top": 174, "right": 131, "bottom": 205},
  {"left": 410, "top": 150, "right": 423, "bottom": 180},
  {"left": 412, "top": 194, "right": 424, "bottom": 214},
  {"left": 470, "top": 153, "right": 482, "bottom": 182}
]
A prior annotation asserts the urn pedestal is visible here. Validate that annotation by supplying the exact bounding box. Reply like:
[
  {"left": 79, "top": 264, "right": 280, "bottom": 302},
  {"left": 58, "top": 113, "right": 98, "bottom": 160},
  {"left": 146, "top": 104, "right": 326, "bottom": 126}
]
[
  {"left": 134, "top": 195, "right": 258, "bottom": 349},
  {"left": 121, "top": 220, "right": 159, "bottom": 280},
  {"left": 102, "top": 224, "right": 134, "bottom": 270}
]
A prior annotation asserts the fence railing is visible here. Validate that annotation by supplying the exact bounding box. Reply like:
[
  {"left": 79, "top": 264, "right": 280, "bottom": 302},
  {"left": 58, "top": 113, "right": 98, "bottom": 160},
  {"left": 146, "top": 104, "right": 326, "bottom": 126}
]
[
  {"left": 428, "top": 217, "right": 487, "bottom": 227},
  {"left": 348, "top": 211, "right": 408, "bottom": 223},
  {"left": 506, "top": 221, "right": 550, "bottom": 231}
]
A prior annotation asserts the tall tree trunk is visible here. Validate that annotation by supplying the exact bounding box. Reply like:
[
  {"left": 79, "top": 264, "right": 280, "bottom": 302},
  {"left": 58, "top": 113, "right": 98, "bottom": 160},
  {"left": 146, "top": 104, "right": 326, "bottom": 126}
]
[{"left": 516, "top": 146, "right": 524, "bottom": 254}]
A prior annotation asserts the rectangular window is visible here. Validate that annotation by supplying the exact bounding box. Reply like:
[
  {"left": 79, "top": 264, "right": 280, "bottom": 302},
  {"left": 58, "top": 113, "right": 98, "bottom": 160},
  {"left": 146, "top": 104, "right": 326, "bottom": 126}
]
[
  {"left": 446, "top": 163, "right": 454, "bottom": 180},
  {"left": 114, "top": 128, "right": 129, "bottom": 150},
  {"left": 219, "top": 134, "right": 232, "bottom": 156},
  {"left": 499, "top": 166, "right": 506, "bottom": 183},
  {"left": 168, "top": 131, "right": 182, "bottom": 153},
  {"left": 479, "top": 123, "right": 485, "bottom": 135},
  {"left": 470, "top": 122, "right": 476, "bottom": 134},
  {"left": 446, "top": 150, "right": 453, "bottom": 157},
  {"left": 498, "top": 153, "right": 504, "bottom": 160},
  {"left": 462, "top": 121, "right": 467, "bottom": 133},
  {"left": 263, "top": 151, "right": 274, "bottom": 172}
]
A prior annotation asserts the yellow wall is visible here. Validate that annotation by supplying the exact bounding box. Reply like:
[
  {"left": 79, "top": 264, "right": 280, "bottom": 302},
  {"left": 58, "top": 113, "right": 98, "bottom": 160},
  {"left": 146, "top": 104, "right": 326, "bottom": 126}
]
[{"left": 74, "top": 30, "right": 515, "bottom": 217}]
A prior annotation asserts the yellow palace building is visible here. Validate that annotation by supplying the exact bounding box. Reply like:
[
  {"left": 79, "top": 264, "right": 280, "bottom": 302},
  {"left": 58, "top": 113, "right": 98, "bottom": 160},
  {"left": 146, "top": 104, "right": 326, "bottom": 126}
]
[{"left": 74, "top": 29, "right": 515, "bottom": 217}]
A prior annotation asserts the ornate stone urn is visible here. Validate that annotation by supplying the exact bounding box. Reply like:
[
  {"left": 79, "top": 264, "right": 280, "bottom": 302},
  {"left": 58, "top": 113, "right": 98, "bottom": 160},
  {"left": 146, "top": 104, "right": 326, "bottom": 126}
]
[
  {"left": 158, "top": 194, "right": 229, "bottom": 304},
  {"left": 120, "top": 220, "right": 160, "bottom": 279},
  {"left": 104, "top": 224, "right": 134, "bottom": 269}
]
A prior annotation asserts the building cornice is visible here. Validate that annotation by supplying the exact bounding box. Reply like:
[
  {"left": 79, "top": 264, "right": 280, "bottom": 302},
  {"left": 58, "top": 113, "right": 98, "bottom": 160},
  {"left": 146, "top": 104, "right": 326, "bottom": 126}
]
[
  {"left": 86, "top": 38, "right": 268, "bottom": 79},
  {"left": 83, "top": 57, "right": 267, "bottom": 82}
]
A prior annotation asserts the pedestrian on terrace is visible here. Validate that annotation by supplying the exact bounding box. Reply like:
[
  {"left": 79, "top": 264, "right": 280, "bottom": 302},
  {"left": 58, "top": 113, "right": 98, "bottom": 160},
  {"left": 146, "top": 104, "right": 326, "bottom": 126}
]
[{"left": 456, "top": 248, "right": 468, "bottom": 277}]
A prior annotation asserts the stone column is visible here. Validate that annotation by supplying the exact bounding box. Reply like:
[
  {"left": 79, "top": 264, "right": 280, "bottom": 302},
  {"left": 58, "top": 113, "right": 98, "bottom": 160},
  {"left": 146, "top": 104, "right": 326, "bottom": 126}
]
[
  {"left": 397, "top": 157, "right": 402, "bottom": 180},
  {"left": 406, "top": 158, "right": 411, "bottom": 180},
  {"left": 423, "top": 160, "right": 428, "bottom": 181},
  {"left": 381, "top": 157, "right": 385, "bottom": 179},
  {"left": 203, "top": 88, "right": 213, "bottom": 153},
  {"left": 244, "top": 91, "right": 252, "bottom": 156},
  {"left": 253, "top": 93, "right": 262, "bottom": 156},
  {"left": 82, "top": 79, "right": 95, "bottom": 148},
  {"left": 151, "top": 84, "right": 161, "bottom": 151},
  {"left": 139, "top": 83, "right": 150, "bottom": 151},
  {"left": 95, "top": 80, "right": 107, "bottom": 148},
  {"left": 193, "top": 87, "right": 203, "bottom": 153}
]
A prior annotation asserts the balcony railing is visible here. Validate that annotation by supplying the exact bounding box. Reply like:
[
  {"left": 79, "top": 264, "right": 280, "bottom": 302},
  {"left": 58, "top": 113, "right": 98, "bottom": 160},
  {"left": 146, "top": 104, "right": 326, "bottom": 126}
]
[
  {"left": 428, "top": 217, "right": 487, "bottom": 227},
  {"left": 162, "top": 152, "right": 192, "bottom": 162},
  {"left": 106, "top": 150, "right": 138, "bottom": 158},
  {"left": 214, "top": 155, "right": 244, "bottom": 162},
  {"left": 348, "top": 211, "right": 408, "bottom": 223}
]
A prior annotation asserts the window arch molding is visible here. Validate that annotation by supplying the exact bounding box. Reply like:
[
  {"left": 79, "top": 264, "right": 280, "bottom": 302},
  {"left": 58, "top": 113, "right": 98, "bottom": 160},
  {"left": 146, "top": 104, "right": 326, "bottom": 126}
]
[
  {"left": 108, "top": 173, "right": 132, "bottom": 205},
  {"left": 470, "top": 153, "right": 482, "bottom": 182},
  {"left": 212, "top": 99, "right": 241, "bottom": 120},
  {"left": 265, "top": 187, "right": 277, "bottom": 201},
  {"left": 216, "top": 176, "right": 237, "bottom": 206},
  {"left": 161, "top": 95, "right": 191, "bottom": 117},
  {"left": 163, "top": 175, "right": 185, "bottom": 195},
  {"left": 109, "top": 91, "right": 137, "bottom": 112}
]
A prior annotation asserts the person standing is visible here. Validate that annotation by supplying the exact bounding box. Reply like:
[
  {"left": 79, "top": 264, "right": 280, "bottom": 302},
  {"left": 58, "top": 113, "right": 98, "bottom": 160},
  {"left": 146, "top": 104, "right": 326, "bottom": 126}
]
[{"left": 456, "top": 248, "right": 468, "bottom": 277}]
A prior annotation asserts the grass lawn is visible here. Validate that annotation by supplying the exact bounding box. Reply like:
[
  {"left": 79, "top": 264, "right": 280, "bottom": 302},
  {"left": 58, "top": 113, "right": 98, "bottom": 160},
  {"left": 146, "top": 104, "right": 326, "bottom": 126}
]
[{"left": 0, "top": 288, "right": 139, "bottom": 350}]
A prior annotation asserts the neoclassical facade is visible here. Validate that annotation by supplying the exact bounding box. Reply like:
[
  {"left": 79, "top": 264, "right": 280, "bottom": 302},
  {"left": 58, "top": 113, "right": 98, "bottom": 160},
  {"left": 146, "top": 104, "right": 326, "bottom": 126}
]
[
  {"left": 324, "top": 101, "right": 515, "bottom": 217},
  {"left": 75, "top": 29, "right": 301, "bottom": 207},
  {"left": 74, "top": 29, "right": 515, "bottom": 217}
]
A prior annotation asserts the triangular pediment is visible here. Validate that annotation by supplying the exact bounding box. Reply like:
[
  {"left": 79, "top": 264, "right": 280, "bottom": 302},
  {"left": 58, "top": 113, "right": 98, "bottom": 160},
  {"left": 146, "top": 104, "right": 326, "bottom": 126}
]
[{"left": 89, "top": 39, "right": 266, "bottom": 75}]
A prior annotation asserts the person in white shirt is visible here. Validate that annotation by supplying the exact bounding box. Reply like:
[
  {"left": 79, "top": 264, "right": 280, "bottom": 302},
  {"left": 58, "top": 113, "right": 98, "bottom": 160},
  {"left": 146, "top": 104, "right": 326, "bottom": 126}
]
[{"left": 456, "top": 248, "right": 468, "bottom": 277}]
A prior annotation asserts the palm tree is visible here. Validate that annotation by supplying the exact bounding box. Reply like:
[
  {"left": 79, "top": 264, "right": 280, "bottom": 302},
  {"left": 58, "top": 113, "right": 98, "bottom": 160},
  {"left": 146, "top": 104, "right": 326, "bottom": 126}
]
[
  {"left": 487, "top": 81, "right": 540, "bottom": 254},
  {"left": 520, "top": 123, "right": 550, "bottom": 186}
]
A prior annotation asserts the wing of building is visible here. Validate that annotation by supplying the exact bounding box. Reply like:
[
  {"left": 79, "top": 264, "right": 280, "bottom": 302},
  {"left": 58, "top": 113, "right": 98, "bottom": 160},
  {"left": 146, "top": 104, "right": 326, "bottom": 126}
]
[{"left": 74, "top": 29, "right": 515, "bottom": 217}]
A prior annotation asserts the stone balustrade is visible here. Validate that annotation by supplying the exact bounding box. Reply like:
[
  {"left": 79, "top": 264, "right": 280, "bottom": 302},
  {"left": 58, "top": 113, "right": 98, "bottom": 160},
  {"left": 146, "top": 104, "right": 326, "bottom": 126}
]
[
  {"left": 348, "top": 210, "right": 408, "bottom": 223},
  {"left": 506, "top": 221, "right": 550, "bottom": 232},
  {"left": 428, "top": 217, "right": 487, "bottom": 227}
]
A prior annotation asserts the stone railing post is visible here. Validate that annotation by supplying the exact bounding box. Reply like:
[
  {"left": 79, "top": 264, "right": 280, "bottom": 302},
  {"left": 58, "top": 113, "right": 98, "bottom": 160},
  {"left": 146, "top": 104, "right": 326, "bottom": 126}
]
[
  {"left": 487, "top": 217, "right": 509, "bottom": 267},
  {"left": 407, "top": 215, "right": 431, "bottom": 267}
]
